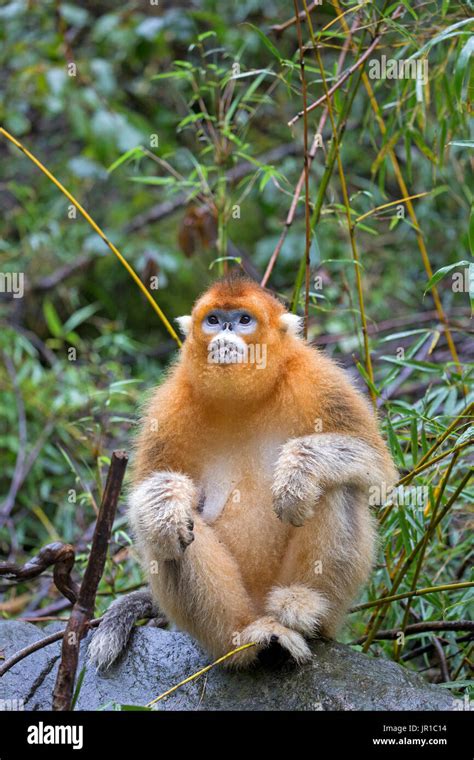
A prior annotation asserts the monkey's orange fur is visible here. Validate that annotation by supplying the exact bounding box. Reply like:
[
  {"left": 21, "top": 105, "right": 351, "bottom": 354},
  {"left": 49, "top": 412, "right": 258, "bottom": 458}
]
[{"left": 129, "top": 276, "right": 397, "bottom": 666}]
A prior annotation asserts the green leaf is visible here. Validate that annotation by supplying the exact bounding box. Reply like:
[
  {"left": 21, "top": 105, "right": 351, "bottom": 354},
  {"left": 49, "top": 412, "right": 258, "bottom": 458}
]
[
  {"left": 130, "top": 177, "right": 196, "bottom": 187},
  {"left": 209, "top": 256, "right": 242, "bottom": 270},
  {"left": 197, "top": 30, "right": 216, "bottom": 43},
  {"left": 424, "top": 261, "right": 472, "bottom": 293},
  {"left": 63, "top": 303, "right": 100, "bottom": 334},
  {"left": 71, "top": 666, "right": 86, "bottom": 710},
  {"left": 43, "top": 299, "right": 64, "bottom": 338},
  {"left": 454, "top": 35, "right": 474, "bottom": 101},
  {"left": 108, "top": 146, "right": 144, "bottom": 173},
  {"left": 386, "top": 417, "right": 406, "bottom": 468},
  {"left": 355, "top": 361, "right": 380, "bottom": 398},
  {"left": 225, "top": 69, "right": 270, "bottom": 124},
  {"left": 409, "top": 128, "right": 437, "bottom": 164},
  {"left": 244, "top": 23, "right": 282, "bottom": 62},
  {"left": 408, "top": 18, "right": 473, "bottom": 59},
  {"left": 380, "top": 357, "right": 441, "bottom": 373},
  {"left": 177, "top": 112, "right": 215, "bottom": 129},
  {"left": 448, "top": 140, "right": 474, "bottom": 148},
  {"left": 151, "top": 70, "right": 193, "bottom": 81}
]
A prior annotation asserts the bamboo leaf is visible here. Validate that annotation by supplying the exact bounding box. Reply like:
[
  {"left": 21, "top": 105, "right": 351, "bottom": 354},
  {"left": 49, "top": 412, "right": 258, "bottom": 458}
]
[{"left": 424, "top": 261, "right": 472, "bottom": 293}]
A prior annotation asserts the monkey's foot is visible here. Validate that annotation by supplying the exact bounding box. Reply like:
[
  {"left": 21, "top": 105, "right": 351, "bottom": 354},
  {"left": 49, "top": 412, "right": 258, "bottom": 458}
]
[
  {"left": 272, "top": 439, "right": 323, "bottom": 526},
  {"left": 239, "top": 615, "right": 311, "bottom": 665},
  {"left": 266, "top": 585, "right": 330, "bottom": 637},
  {"left": 129, "top": 472, "right": 196, "bottom": 561}
]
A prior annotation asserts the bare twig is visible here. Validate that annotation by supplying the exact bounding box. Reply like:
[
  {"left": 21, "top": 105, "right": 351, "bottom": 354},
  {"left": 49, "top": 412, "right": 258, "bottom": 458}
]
[
  {"left": 0, "top": 619, "right": 101, "bottom": 678},
  {"left": 31, "top": 254, "right": 97, "bottom": 292},
  {"left": 271, "top": 0, "right": 321, "bottom": 35},
  {"left": 52, "top": 450, "right": 128, "bottom": 711},
  {"left": 0, "top": 542, "right": 79, "bottom": 605},
  {"left": 353, "top": 620, "right": 474, "bottom": 645},
  {"left": 432, "top": 636, "right": 450, "bottom": 682},
  {"left": 288, "top": 34, "right": 382, "bottom": 127}
]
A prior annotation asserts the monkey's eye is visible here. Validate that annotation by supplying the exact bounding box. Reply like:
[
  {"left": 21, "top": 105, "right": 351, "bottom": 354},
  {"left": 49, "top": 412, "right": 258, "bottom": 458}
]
[
  {"left": 207, "top": 314, "right": 219, "bottom": 325},
  {"left": 239, "top": 314, "right": 251, "bottom": 325}
]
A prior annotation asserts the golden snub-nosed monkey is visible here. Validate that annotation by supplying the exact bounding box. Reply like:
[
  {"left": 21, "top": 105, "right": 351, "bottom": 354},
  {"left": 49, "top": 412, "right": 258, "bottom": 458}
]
[{"left": 89, "top": 273, "right": 397, "bottom": 670}]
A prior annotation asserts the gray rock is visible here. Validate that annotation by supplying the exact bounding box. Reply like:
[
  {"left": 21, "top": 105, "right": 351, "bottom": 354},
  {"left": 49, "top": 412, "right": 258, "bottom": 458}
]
[{"left": 0, "top": 621, "right": 457, "bottom": 711}]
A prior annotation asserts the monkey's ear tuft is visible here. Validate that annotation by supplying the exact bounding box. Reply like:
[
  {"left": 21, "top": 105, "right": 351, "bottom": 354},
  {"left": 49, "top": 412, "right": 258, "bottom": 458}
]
[
  {"left": 279, "top": 313, "right": 304, "bottom": 338},
  {"left": 175, "top": 315, "right": 192, "bottom": 337}
]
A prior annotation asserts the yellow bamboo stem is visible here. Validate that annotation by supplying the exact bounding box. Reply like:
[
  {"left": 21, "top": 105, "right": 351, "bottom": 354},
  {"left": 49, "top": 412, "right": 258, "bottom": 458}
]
[{"left": 0, "top": 126, "right": 181, "bottom": 347}]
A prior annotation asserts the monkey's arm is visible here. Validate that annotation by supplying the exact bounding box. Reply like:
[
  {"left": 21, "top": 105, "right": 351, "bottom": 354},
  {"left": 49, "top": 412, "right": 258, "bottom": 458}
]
[
  {"left": 88, "top": 472, "right": 197, "bottom": 671},
  {"left": 272, "top": 433, "right": 396, "bottom": 527}
]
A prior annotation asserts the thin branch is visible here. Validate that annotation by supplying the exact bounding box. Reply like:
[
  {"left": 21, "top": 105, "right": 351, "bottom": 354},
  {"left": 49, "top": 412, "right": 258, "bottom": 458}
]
[
  {"left": 288, "top": 34, "right": 382, "bottom": 127},
  {"left": 146, "top": 643, "right": 257, "bottom": 707},
  {"left": 432, "top": 636, "right": 450, "bottom": 682},
  {"left": 354, "top": 620, "right": 474, "bottom": 645},
  {"left": 271, "top": 0, "right": 321, "bottom": 35},
  {"left": 0, "top": 542, "right": 79, "bottom": 605},
  {"left": 52, "top": 450, "right": 128, "bottom": 711},
  {"left": 31, "top": 254, "right": 97, "bottom": 292},
  {"left": 0, "top": 619, "right": 101, "bottom": 678}
]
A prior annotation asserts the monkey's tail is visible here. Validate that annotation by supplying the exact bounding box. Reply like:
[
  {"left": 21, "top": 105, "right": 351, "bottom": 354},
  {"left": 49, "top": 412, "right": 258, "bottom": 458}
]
[{"left": 87, "top": 589, "right": 160, "bottom": 672}]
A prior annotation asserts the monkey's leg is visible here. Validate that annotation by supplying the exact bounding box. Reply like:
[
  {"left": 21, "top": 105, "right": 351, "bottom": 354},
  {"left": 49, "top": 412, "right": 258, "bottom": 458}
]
[
  {"left": 130, "top": 472, "right": 309, "bottom": 667},
  {"left": 145, "top": 515, "right": 312, "bottom": 667},
  {"left": 266, "top": 433, "right": 395, "bottom": 637},
  {"left": 267, "top": 487, "right": 376, "bottom": 639},
  {"left": 268, "top": 433, "right": 387, "bottom": 637}
]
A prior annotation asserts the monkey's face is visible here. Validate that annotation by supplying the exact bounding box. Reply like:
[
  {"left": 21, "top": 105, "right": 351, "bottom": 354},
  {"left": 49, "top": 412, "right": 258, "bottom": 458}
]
[
  {"left": 176, "top": 278, "right": 303, "bottom": 405},
  {"left": 202, "top": 309, "right": 257, "bottom": 366}
]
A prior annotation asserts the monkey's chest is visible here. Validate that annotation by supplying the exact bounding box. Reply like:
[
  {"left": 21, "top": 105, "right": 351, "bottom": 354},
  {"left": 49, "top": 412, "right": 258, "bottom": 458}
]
[{"left": 198, "top": 438, "right": 283, "bottom": 524}]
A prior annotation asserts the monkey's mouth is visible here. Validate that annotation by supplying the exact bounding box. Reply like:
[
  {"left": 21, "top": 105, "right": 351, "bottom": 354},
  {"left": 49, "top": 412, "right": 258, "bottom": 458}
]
[{"left": 207, "top": 336, "right": 248, "bottom": 365}]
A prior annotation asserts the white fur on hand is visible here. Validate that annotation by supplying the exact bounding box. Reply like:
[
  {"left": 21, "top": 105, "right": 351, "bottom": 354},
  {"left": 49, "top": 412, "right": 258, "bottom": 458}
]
[
  {"left": 272, "top": 434, "right": 387, "bottom": 526},
  {"left": 128, "top": 472, "right": 197, "bottom": 560},
  {"left": 272, "top": 439, "right": 323, "bottom": 527}
]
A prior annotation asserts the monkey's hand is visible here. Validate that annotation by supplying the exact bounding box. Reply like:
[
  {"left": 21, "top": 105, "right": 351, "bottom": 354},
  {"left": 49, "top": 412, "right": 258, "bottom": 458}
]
[
  {"left": 128, "top": 472, "right": 197, "bottom": 561},
  {"left": 273, "top": 433, "right": 391, "bottom": 525},
  {"left": 272, "top": 438, "right": 323, "bottom": 527}
]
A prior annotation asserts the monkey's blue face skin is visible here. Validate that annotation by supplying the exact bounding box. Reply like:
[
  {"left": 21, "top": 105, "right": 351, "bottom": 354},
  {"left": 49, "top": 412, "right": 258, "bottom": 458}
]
[{"left": 202, "top": 309, "right": 257, "bottom": 336}]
